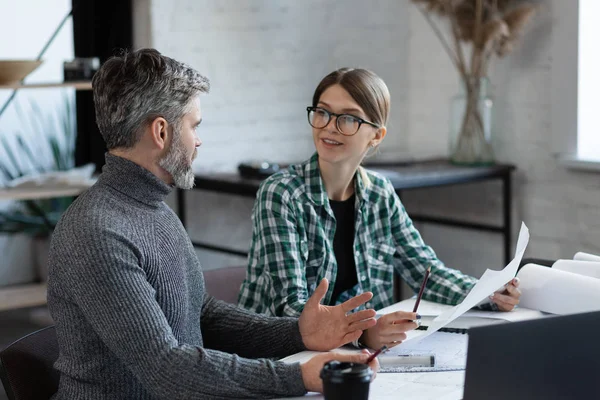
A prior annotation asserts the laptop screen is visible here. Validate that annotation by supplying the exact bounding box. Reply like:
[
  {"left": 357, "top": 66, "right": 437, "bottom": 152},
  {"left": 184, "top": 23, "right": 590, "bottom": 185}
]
[{"left": 463, "top": 311, "right": 600, "bottom": 400}]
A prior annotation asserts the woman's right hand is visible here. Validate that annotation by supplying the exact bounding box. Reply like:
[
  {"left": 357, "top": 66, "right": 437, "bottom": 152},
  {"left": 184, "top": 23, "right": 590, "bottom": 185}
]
[{"left": 360, "top": 311, "right": 420, "bottom": 349}]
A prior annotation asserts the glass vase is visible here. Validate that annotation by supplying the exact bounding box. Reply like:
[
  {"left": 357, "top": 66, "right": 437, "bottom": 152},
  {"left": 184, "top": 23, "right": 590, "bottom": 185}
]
[{"left": 449, "top": 76, "right": 495, "bottom": 165}]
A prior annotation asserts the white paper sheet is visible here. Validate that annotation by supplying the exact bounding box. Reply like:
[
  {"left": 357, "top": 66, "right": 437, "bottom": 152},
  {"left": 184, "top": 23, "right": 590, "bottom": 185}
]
[
  {"left": 383, "top": 331, "right": 468, "bottom": 372},
  {"left": 377, "top": 298, "right": 453, "bottom": 317},
  {"left": 464, "top": 308, "right": 545, "bottom": 322},
  {"left": 552, "top": 259, "right": 600, "bottom": 279},
  {"left": 573, "top": 252, "right": 600, "bottom": 262},
  {"left": 399, "top": 222, "right": 530, "bottom": 345},
  {"left": 378, "top": 298, "right": 544, "bottom": 323},
  {"left": 517, "top": 263, "right": 600, "bottom": 315}
]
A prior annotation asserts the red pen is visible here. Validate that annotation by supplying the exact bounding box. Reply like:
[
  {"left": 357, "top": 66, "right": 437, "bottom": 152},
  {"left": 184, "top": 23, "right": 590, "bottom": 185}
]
[
  {"left": 412, "top": 266, "right": 431, "bottom": 313},
  {"left": 391, "top": 266, "right": 432, "bottom": 326},
  {"left": 365, "top": 345, "right": 389, "bottom": 364}
]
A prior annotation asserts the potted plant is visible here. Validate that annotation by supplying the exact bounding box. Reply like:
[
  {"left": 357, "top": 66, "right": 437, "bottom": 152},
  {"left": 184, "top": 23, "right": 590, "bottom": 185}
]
[
  {"left": 411, "top": 0, "right": 538, "bottom": 165},
  {"left": 0, "top": 95, "right": 85, "bottom": 281}
]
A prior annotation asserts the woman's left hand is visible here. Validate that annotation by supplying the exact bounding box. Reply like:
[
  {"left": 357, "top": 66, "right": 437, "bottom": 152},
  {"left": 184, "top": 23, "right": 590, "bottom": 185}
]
[{"left": 490, "top": 277, "right": 521, "bottom": 311}]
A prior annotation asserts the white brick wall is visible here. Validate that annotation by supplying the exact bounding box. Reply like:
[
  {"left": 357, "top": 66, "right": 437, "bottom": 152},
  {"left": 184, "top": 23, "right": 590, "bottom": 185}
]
[
  {"left": 143, "top": 0, "right": 413, "bottom": 269},
  {"left": 402, "top": 0, "right": 600, "bottom": 274},
  {"left": 144, "top": 0, "right": 412, "bottom": 172},
  {"left": 142, "top": 0, "right": 600, "bottom": 275}
]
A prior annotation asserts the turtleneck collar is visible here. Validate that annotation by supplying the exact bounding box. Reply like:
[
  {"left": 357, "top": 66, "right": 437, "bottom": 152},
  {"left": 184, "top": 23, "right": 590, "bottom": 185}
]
[{"left": 97, "top": 153, "right": 173, "bottom": 207}]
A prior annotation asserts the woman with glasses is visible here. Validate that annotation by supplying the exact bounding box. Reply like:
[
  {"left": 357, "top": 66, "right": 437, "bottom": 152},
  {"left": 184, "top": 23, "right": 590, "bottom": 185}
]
[{"left": 238, "top": 68, "right": 521, "bottom": 350}]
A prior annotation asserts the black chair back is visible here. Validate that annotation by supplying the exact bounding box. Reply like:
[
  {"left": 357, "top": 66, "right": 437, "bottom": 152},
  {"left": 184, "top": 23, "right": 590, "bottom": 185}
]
[{"left": 0, "top": 326, "right": 59, "bottom": 400}]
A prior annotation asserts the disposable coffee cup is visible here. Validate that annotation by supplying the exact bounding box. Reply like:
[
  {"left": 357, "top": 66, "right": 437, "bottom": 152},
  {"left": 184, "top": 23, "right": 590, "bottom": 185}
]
[{"left": 320, "top": 361, "right": 372, "bottom": 400}]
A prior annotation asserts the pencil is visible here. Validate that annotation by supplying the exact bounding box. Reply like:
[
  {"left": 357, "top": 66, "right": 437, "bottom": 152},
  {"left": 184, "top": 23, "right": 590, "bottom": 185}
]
[
  {"left": 365, "top": 345, "right": 388, "bottom": 364},
  {"left": 412, "top": 266, "right": 431, "bottom": 313}
]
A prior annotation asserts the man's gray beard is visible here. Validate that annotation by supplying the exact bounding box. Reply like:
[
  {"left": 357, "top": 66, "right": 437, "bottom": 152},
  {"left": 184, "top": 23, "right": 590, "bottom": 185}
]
[{"left": 158, "top": 132, "right": 196, "bottom": 189}]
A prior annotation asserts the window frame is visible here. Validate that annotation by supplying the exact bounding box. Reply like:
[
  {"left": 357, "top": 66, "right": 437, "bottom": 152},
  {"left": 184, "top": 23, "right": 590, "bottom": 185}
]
[{"left": 554, "top": 0, "right": 600, "bottom": 171}]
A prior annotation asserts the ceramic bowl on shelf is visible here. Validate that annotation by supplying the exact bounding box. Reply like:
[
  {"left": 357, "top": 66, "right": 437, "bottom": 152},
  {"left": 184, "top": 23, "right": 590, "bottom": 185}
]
[{"left": 0, "top": 60, "right": 43, "bottom": 85}]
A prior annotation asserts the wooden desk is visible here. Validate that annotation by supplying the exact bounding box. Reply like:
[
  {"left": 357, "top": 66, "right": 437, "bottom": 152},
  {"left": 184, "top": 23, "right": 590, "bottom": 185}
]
[
  {"left": 278, "top": 370, "right": 465, "bottom": 400},
  {"left": 178, "top": 159, "right": 515, "bottom": 264}
]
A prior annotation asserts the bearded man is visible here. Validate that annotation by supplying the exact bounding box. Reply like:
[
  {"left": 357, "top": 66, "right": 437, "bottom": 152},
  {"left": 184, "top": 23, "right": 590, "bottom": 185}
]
[{"left": 47, "top": 48, "right": 377, "bottom": 400}]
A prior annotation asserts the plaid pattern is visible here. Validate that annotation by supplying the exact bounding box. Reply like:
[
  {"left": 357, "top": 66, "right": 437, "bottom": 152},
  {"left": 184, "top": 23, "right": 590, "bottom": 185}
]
[{"left": 238, "top": 153, "right": 483, "bottom": 317}]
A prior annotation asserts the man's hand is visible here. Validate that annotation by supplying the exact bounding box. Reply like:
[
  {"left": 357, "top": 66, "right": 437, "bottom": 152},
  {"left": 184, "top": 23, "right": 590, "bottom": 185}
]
[
  {"left": 299, "top": 279, "right": 377, "bottom": 351},
  {"left": 300, "top": 351, "right": 379, "bottom": 393},
  {"left": 360, "top": 311, "right": 419, "bottom": 349},
  {"left": 491, "top": 277, "right": 521, "bottom": 311}
]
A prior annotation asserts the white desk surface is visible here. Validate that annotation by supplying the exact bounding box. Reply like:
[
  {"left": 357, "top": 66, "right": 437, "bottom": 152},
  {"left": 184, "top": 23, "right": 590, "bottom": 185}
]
[{"left": 277, "top": 370, "right": 465, "bottom": 400}]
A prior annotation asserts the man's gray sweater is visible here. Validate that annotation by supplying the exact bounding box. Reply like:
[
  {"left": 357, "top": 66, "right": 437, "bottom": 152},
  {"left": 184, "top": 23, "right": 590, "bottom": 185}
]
[{"left": 47, "top": 154, "right": 307, "bottom": 399}]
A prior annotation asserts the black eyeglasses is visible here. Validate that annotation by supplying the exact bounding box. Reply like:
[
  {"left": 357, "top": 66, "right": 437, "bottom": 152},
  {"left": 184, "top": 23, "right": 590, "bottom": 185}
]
[{"left": 306, "top": 106, "right": 380, "bottom": 136}]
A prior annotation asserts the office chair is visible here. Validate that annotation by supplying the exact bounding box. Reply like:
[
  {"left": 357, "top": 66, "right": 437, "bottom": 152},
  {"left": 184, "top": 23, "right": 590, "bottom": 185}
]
[
  {"left": 0, "top": 326, "right": 59, "bottom": 400},
  {"left": 203, "top": 266, "right": 247, "bottom": 304}
]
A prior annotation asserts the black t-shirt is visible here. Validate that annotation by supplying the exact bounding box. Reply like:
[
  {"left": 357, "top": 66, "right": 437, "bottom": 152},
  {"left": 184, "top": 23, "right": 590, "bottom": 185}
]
[{"left": 329, "top": 194, "right": 358, "bottom": 305}]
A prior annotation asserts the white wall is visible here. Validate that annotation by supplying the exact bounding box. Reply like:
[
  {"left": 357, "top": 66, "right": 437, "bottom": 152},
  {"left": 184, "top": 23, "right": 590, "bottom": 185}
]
[
  {"left": 401, "top": 0, "right": 600, "bottom": 276},
  {"left": 138, "top": 0, "right": 412, "bottom": 269},
  {"left": 0, "top": 0, "right": 74, "bottom": 143},
  {"left": 143, "top": 0, "right": 411, "bottom": 172},
  {"left": 0, "top": 0, "right": 74, "bottom": 285},
  {"left": 138, "top": 0, "right": 600, "bottom": 275}
]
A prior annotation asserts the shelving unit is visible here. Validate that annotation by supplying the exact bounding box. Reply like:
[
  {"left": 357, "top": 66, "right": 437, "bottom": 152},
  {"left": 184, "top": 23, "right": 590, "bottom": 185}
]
[
  {"left": 0, "top": 185, "right": 92, "bottom": 201},
  {"left": 0, "top": 81, "right": 92, "bottom": 90},
  {"left": 0, "top": 185, "right": 92, "bottom": 311},
  {"left": 0, "top": 80, "right": 93, "bottom": 311}
]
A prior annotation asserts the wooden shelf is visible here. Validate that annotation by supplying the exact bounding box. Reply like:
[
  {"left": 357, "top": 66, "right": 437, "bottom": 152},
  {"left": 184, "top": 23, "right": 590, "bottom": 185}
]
[
  {"left": 0, "top": 81, "right": 92, "bottom": 90},
  {"left": 0, "top": 185, "right": 92, "bottom": 201},
  {"left": 0, "top": 283, "right": 47, "bottom": 312}
]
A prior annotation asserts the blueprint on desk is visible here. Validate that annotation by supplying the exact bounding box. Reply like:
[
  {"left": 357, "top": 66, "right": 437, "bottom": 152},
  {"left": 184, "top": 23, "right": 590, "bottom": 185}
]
[{"left": 380, "top": 331, "right": 468, "bottom": 373}]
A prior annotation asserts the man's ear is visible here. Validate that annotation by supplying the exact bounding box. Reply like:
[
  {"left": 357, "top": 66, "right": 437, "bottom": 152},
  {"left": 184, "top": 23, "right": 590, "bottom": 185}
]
[
  {"left": 371, "top": 126, "right": 387, "bottom": 147},
  {"left": 149, "top": 116, "right": 170, "bottom": 150}
]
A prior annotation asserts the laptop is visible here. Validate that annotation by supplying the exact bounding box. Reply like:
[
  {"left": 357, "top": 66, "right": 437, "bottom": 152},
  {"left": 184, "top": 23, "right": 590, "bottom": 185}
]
[{"left": 463, "top": 310, "right": 600, "bottom": 400}]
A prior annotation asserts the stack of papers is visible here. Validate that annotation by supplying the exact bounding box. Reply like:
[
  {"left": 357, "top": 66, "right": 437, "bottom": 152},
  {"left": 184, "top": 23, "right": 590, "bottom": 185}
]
[{"left": 397, "top": 222, "right": 534, "bottom": 345}]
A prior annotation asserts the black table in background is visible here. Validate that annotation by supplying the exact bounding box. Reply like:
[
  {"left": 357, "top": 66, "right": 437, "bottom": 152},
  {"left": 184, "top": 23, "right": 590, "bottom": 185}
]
[{"left": 178, "top": 159, "right": 515, "bottom": 299}]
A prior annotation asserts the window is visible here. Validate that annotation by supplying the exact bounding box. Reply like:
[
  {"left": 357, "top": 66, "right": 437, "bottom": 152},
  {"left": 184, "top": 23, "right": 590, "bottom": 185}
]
[{"left": 577, "top": 0, "right": 600, "bottom": 161}]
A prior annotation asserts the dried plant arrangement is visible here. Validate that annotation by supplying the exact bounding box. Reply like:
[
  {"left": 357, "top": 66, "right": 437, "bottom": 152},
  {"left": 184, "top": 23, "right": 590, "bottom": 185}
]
[{"left": 411, "top": 0, "right": 538, "bottom": 164}]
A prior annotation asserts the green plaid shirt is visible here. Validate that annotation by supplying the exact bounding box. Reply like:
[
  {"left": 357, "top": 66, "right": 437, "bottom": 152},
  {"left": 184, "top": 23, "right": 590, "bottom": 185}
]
[{"left": 238, "top": 153, "right": 481, "bottom": 317}]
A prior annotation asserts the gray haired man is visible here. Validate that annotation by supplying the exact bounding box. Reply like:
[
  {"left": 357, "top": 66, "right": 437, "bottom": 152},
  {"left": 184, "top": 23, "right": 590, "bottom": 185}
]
[{"left": 47, "top": 48, "right": 378, "bottom": 399}]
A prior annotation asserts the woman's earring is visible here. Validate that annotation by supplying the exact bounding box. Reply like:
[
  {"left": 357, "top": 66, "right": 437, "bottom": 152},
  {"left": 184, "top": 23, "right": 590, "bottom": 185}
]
[{"left": 369, "top": 142, "right": 376, "bottom": 148}]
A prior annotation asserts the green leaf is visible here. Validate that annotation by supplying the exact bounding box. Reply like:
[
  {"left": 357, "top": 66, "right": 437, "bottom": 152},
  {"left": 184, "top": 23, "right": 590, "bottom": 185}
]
[
  {"left": 0, "top": 95, "right": 77, "bottom": 236},
  {"left": 0, "top": 162, "right": 15, "bottom": 181},
  {"left": 17, "top": 135, "right": 46, "bottom": 173},
  {"left": 0, "top": 135, "right": 25, "bottom": 177},
  {"left": 49, "top": 136, "right": 64, "bottom": 170}
]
